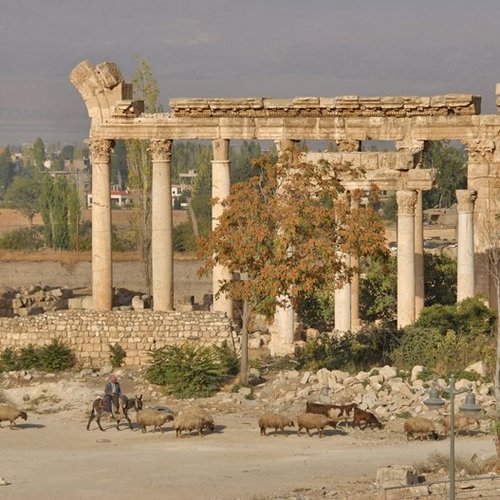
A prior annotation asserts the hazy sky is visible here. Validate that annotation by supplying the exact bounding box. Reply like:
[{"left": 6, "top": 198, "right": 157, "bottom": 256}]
[{"left": 2, "top": 0, "right": 500, "bottom": 145}]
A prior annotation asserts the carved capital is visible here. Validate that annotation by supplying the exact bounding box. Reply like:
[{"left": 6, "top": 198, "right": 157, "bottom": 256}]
[
  {"left": 456, "top": 189, "right": 477, "bottom": 213},
  {"left": 88, "top": 139, "right": 113, "bottom": 164},
  {"left": 149, "top": 139, "right": 172, "bottom": 162},
  {"left": 465, "top": 139, "right": 495, "bottom": 162},
  {"left": 396, "top": 190, "right": 417, "bottom": 215},
  {"left": 336, "top": 140, "right": 361, "bottom": 152},
  {"left": 395, "top": 140, "right": 425, "bottom": 154}
]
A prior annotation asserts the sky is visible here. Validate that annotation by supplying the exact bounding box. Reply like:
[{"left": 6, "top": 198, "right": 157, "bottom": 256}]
[{"left": 1, "top": 0, "right": 500, "bottom": 146}]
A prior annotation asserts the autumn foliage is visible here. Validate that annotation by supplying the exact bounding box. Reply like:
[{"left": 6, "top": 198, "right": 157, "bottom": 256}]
[{"left": 198, "top": 148, "right": 387, "bottom": 320}]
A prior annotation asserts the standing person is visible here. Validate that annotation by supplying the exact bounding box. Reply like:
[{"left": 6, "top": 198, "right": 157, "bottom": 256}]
[{"left": 104, "top": 374, "right": 122, "bottom": 417}]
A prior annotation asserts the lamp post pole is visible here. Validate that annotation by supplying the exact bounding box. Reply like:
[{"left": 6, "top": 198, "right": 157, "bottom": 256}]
[
  {"left": 424, "top": 374, "right": 481, "bottom": 500},
  {"left": 449, "top": 374, "right": 456, "bottom": 500}
]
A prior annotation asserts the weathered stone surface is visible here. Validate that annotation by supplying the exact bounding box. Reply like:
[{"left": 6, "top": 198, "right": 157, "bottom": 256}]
[
  {"left": 465, "top": 361, "right": 487, "bottom": 377},
  {"left": 376, "top": 465, "right": 418, "bottom": 488}
]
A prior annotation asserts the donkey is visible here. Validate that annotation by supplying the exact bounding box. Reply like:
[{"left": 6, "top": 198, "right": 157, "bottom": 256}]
[{"left": 87, "top": 394, "right": 143, "bottom": 431}]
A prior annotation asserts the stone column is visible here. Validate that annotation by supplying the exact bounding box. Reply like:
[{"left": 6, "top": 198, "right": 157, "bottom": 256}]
[
  {"left": 150, "top": 139, "right": 174, "bottom": 311},
  {"left": 334, "top": 191, "right": 352, "bottom": 333},
  {"left": 456, "top": 189, "right": 477, "bottom": 302},
  {"left": 397, "top": 190, "right": 417, "bottom": 328},
  {"left": 396, "top": 140, "right": 425, "bottom": 318},
  {"left": 414, "top": 189, "right": 424, "bottom": 316},
  {"left": 212, "top": 139, "right": 233, "bottom": 317},
  {"left": 465, "top": 139, "right": 496, "bottom": 304},
  {"left": 269, "top": 139, "right": 296, "bottom": 356},
  {"left": 88, "top": 139, "right": 113, "bottom": 311},
  {"left": 350, "top": 194, "right": 361, "bottom": 332}
]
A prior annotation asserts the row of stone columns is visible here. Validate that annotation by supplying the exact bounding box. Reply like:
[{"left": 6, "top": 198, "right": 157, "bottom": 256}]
[
  {"left": 89, "top": 138, "right": 478, "bottom": 343},
  {"left": 334, "top": 187, "right": 477, "bottom": 332},
  {"left": 88, "top": 137, "right": 235, "bottom": 315}
]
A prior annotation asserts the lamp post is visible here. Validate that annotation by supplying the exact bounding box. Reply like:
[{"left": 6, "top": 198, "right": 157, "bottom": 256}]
[{"left": 423, "top": 374, "right": 481, "bottom": 500}]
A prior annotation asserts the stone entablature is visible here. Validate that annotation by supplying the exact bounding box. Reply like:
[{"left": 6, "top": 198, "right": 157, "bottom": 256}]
[
  {"left": 304, "top": 152, "right": 434, "bottom": 191},
  {"left": 0, "top": 310, "right": 233, "bottom": 367},
  {"left": 169, "top": 94, "right": 481, "bottom": 118}
]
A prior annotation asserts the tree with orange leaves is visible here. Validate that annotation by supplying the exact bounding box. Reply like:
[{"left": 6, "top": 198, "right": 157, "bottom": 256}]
[{"left": 198, "top": 148, "right": 387, "bottom": 383}]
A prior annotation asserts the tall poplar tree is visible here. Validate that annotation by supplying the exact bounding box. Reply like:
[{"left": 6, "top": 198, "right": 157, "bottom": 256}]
[{"left": 126, "top": 58, "right": 162, "bottom": 293}]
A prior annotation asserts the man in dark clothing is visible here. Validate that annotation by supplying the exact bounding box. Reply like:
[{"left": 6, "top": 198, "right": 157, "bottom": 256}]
[{"left": 104, "top": 374, "right": 122, "bottom": 416}]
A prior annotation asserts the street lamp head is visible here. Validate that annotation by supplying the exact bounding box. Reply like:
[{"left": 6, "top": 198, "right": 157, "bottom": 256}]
[
  {"left": 423, "top": 387, "right": 445, "bottom": 410},
  {"left": 459, "top": 392, "right": 482, "bottom": 418}
]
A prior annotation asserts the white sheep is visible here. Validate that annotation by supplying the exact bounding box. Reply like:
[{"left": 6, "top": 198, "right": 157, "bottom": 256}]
[
  {"left": 173, "top": 414, "right": 206, "bottom": 438},
  {"left": 0, "top": 405, "right": 28, "bottom": 429},
  {"left": 442, "top": 414, "right": 480, "bottom": 437},
  {"left": 136, "top": 409, "right": 174, "bottom": 433},
  {"left": 258, "top": 413, "right": 294, "bottom": 436},
  {"left": 296, "top": 413, "right": 336, "bottom": 438},
  {"left": 403, "top": 417, "right": 439, "bottom": 441},
  {"left": 178, "top": 406, "right": 215, "bottom": 434}
]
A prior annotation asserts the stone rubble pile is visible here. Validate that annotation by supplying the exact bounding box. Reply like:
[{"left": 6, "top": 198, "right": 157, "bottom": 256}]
[
  {"left": 252, "top": 361, "right": 495, "bottom": 429},
  {"left": 0, "top": 286, "right": 74, "bottom": 317},
  {"left": 0, "top": 286, "right": 155, "bottom": 317}
]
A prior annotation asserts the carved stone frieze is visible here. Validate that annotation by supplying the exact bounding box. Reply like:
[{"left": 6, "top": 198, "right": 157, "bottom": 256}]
[
  {"left": 169, "top": 94, "right": 481, "bottom": 118},
  {"left": 149, "top": 139, "right": 173, "bottom": 162},
  {"left": 396, "top": 190, "right": 417, "bottom": 216},
  {"left": 336, "top": 140, "right": 361, "bottom": 152},
  {"left": 456, "top": 189, "right": 477, "bottom": 213},
  {"left": 395, "top": 140, "right": 425, "bottom": 154},
  {"left": 88, "top": 139, "right": 114, "bottom": 164},
  {"left": 465, "top": 139, "right": 496, "bottom": 162}
]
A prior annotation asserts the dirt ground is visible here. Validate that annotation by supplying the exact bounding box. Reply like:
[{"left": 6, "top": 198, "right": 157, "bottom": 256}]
[{"left": 0, "top": 371, "right": 497, "bottom": 500}]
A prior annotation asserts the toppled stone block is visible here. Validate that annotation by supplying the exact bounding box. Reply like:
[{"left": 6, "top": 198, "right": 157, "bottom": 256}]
[
  {"left": 376, "top": 465, "right": 418, "bottom": 489},
  {"left": 68, "top": 297, "right": 83, "bottom": 309}
]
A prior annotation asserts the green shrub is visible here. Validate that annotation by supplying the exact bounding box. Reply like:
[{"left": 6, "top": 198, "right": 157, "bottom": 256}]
[
  {"left": 173, "top": 221, "right": 198, "bottom": 252},
  {"left": 297, "top": 290, "right": 334, "bottom": 331},
  {"left": 145, "top": 343, "right": 225, "bottom": 398},
  {"left": 213, "top": 341, "right": 239, "bottom": 376},
  {"left": 108, "top": 343, "right": 127, "bottom": 368},
  {"left": 0, "top": 226, "right": 44, "bottom": 250},
  {"left": 249, "top": 354, "right": 298, "bottom": 374},
  {"left": 38, "top": 339, "right": 75, "bottom": 372},
  {"left": 0, "top": 347, "right": 21, "bottom": 372},
  {"left": 18, "top": 344, "right": 41, "bottom": 370},
  {"left": 294, "top": 323, "right": 400, "bottom": 373},
  {"left": 0, "top": 340, "right": 75, "bottom": 372}
]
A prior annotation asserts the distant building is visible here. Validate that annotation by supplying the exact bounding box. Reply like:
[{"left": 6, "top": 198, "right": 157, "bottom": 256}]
[{"left": 87, "top": 185, "right": 130, "bottom": 207}]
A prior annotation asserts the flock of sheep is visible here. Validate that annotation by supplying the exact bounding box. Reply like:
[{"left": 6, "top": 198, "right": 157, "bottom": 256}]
[{"left": 0, "top": 399, "right": 481, "bottom": 440}]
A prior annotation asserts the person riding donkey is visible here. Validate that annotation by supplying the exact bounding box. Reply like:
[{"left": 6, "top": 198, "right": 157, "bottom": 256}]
[{"left": 104, "top": 375, "right": 122, "bottom": 418}]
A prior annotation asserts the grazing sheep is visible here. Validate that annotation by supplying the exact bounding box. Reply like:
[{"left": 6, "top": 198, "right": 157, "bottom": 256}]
[
  {"left": 258, "top": 413, "right": 294, "bottom": 436},
  {"left": 403, "top": 417, "right": 439, "bottom": 441},
  {"left": 352, "top": 407, "right": 383, "bottom": 430},
  {"left": 136, "top": 409, "right": 174, "bottom": 433},
  {"left": 0, "top": 405, "right": 28, "bottom": 429},
  {"left": 173, "top": 414, "right": 207, "bottom": 438},
  {"left": 442, "top": 415, "right": 480, "bottom": 437},
  {"left": 297, "top": 413, "right": 336, "bottom": 438},
  {"left": 179, "top": 406, "right": 215, "bottom": 434}
]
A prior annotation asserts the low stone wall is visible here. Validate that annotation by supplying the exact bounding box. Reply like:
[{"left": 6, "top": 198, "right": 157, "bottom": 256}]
[{"left": 0, "top": 310, "right": 233, "bottom": 367}]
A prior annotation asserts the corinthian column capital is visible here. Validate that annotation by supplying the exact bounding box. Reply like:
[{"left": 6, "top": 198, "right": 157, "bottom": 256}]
[
  {"left": 88, "top": 139, "right": 114, "bottom": 163},
  {"left": 456, "top": 189, "right": 477, "bottom": 213},
  {"left": 397, "top": 190, "right": 417, "bottom": 215},
  {"left": 465, "top": 139, "right": 495, "bottom": 162},
  {"left": 149, "top": 139, "right": 173, "bottom": 162}
]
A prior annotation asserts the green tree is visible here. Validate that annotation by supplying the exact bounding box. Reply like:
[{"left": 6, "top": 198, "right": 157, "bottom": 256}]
[
  {"left": 3, "top": 175, "right": 42, "bottom": 226},
  {"left": 61, "top": 145, "right": 75, "bottom": 161},
  {"left": 67, "top": 179, "right": 81, "bottom": 250},
  {"left": 199, "top": 149, "right": 387, "bottom": 382},
  {"left": 40, "top": 175, "right": 56, "bottom": 247},
  {"left": 424, "top": 141, "right": 466, "bottom": 209},
  {"left": 33, "top": 137, "right": 46, "bottom": 170},
  {"left": 360, "top": 252, "right": 458, "bottom": 322},
  {"left": 230, "top": 140, "right": 262, "bottom": 184},
  {"left": 0, "top": 147, "right": 16, "bottom": 196},
  {"left": 126, "top": 58, "right": 162, "bottom": 293}
]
